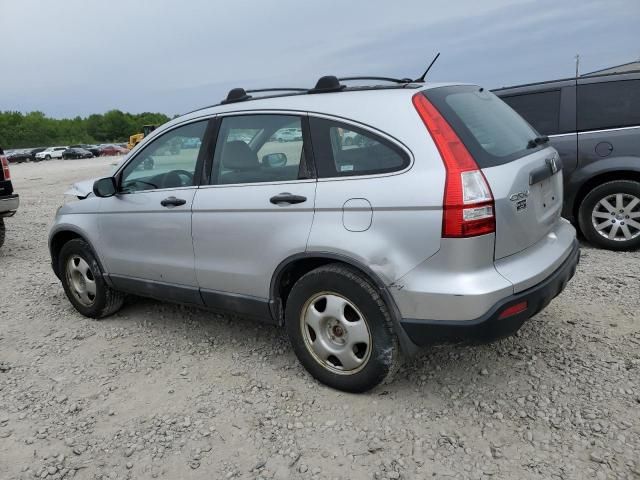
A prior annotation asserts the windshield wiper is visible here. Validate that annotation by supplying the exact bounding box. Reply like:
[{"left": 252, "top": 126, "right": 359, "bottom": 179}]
[{"left": 527, "top": 135, "right": 549, "bottom": 149}]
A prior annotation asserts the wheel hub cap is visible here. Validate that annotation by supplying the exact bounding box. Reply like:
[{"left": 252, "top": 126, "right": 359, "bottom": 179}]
[
  {"left": 591, "top": 193, "right": 640, "bottom": 242},
  {"left": 300, "top": 292, "right": 372, "bottom": 375},
  {"left": 65, "top": 255, "right": 97, "bottom": 307}
]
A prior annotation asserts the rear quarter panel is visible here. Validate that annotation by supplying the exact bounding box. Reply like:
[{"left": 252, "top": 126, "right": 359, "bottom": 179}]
[{"left": 306, "top": 104, "right": 445, "bottom": 285}]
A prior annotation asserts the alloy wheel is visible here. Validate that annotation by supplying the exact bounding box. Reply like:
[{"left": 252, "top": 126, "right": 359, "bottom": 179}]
[{"left": 591, "top": 193, "right": 640, "bottom": 242}]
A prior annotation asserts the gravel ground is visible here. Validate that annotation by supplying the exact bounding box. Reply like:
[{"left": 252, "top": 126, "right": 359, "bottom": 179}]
[{"left": 1, "top": 157, "right": 639, "bottom": 480}]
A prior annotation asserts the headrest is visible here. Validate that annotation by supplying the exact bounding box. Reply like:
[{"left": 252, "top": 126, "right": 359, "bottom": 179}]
[{"left": 222, "top": 141, "right": 259, "bottom": 171}]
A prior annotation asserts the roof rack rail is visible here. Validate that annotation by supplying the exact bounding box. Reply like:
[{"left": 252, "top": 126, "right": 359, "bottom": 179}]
[
  {"left": 246, "top": 87, "right": 308, "bottom": 93},
  {"left": 338, "top": 76, "right": 413, "bottom": 84},
  {"left": 221, "top": 88, "right": 252, "bottom": 104},
  {"left": 309, "top": 75, "right": 345, "bottom": 93}
]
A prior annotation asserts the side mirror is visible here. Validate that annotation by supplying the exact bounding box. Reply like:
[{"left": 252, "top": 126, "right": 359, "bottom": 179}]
[
  {"left": 262, "top": 152, "right": 287, "bottom": 168},
  {"left": 93, "top": 177, "right": 117, "bottom": 197}
]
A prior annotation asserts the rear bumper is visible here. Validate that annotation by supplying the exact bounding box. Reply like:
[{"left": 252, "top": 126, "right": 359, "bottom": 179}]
[
  {"left": 0, "top": 194, "right": 19, "bottom": 216},
  {"left": 399, "top": 240, "right": 579, "bottom": 345}
]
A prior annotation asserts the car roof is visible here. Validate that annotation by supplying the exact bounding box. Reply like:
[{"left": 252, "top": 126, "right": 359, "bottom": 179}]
[
  {"left": 152, "top": 81, "right": 462, "bottom": 139},
  {"left": 493, "top": 70, "right": 640, "bottom": 94}
]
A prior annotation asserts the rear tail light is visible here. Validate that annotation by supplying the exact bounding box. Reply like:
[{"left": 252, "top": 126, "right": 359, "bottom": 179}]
[
  {"left": 412, "top": 94, "right": 495, "bottom": 238},
  {"left": 1, "top": 156, "right": 10, "bottom": 180}
]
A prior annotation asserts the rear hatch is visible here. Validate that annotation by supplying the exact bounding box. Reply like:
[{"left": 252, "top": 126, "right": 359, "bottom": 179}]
[{"left": 423, "top": 85, "right": 563, "bottom": 259}]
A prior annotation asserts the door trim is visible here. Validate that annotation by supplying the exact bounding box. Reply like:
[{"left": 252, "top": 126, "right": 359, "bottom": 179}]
[
  {"left": 200, "top": 289, "right": 275, "bottom": 324},
  {"left": 107, "top": 274, "right": 276, "bottom": 323},
  {"left": 108, "top": 274, "right": 203, "bottom": 305}
]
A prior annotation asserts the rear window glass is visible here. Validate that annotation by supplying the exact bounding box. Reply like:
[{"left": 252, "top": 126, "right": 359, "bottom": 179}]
[
  {"left": 424, "top": 86, "right": 542, "bottom": 168},
  {"left": 309, "top": 117, "right": 409, "bottom": 177},
  {"left": 577, "top": 80, "right": 640, "bottom": 131},
  {"left": 500, "top": 90, "right": 561, "bottom": 135}
]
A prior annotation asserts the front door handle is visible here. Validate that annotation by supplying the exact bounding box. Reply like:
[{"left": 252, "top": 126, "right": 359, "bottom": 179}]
[
  {"left": 161, "top": 196, "right": 186, "bottom": 207},
  {"left": 270, "top": 193, "right": 307, "bottom": 205}
]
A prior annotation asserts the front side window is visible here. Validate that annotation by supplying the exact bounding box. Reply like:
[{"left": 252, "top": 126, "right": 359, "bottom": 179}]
[
  {"left": 309, "top": 117, "right": 409, "bottom": 178},
  {"left": 212, "top": 115, "right": 306, "bottom": 185},
  {"left": 577, "top": 80, "right": 640, "bottom": 131},
  {"left": 120, "top": 120, "right": 208, "bottom": 193},
  {"left": 500, "top": 90, "right": 561, "bottom": 135}
]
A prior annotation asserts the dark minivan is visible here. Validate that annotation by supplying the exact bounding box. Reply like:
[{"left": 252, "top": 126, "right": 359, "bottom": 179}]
[{"left": 494, "top": 71, "right": 640, "bottom": 250}]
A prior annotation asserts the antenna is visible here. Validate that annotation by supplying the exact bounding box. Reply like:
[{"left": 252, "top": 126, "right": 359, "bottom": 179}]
[
  {"left": 575, "top": 53, "right": 580, "bottom": 78},
  {"left": 415, "top": 52, "right": 441, "bottom": 82}
]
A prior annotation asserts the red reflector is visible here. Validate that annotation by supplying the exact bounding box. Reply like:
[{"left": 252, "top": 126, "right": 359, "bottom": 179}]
[
  {"left": 412, "top": 93, "right": 495, "bottom": 238},
  {"left": 498, "top": 301, "right": 528, "bottom": 320}
]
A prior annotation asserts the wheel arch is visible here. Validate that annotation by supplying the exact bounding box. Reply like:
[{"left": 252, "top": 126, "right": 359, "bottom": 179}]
[
  {"left": 49, "top": 227, "right": 107, "bottom": 282},
  {"left": 569, "top": 164, "right": 640, "bottom": 223},
  {"left": 270, "top": 252, "right": 418, "bottom": 354}
]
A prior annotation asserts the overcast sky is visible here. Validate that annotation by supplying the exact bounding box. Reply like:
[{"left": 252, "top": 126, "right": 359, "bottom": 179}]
[{"left": 1, "top": 0, "right": 639, "bottom": 118}]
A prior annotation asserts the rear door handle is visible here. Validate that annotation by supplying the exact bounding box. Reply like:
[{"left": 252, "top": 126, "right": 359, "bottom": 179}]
[
  {"left": 270, "top": 193, "right": 307, "bottom": 205},
  {"left": 161, "top": 196, "right": 187, "bottom": 207}
]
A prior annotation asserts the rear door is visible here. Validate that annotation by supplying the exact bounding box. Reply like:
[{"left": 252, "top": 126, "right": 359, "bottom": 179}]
[
  {"left": 192, "top": 113, "right": 316, "bottom": 310},
  {"left": 576, "top": 77, "right": 640, "bottom": 169},
  {"left": 423, "top": 86, "right": 563, "bottom": 259}
]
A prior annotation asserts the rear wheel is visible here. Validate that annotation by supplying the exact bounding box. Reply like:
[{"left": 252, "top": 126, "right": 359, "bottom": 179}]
[
  {"left": 0, "top": 219, "right": 5, "bottom": 248},
  {"left": 285, "top": 264, "right": 400, "bottom": 392},
  {"left": 578, "top": 180, "right": 640, "bottom": 251},
  {"left": 59, "top": 239, "right": 124, "bottom": 318}
]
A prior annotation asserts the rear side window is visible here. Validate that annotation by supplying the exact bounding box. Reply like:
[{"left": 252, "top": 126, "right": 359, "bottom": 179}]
[
  {"left": 500, "top": 90, "right": 561, "bottom": 135},
  {"left": 211, "top": 115, "right": 307, "bottom": 185},
  {"left": 577, "top": 80, "right": 640, "bottom": 131},
  {"left": 309, "top": 117, "right": 409, "bottom": 177},
  {"left": 423, "top": 86, "right": 541, "bottom": 168}
]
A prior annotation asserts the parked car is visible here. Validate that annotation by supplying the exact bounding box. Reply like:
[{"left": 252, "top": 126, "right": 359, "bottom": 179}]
[
  {"left": 98, "top": 144, "right": 129, "bottom": 156},
  {"left": 49, "top": 76, "right": 579, "bottom": 392},
  {"left": 62, "top": 148, "right": 94, "bottom": 159},
  {"left": 35, "top": 146, "right": 67, "bottom": 160},
  {"left": 0, "top": 148, "right": 19, "bottom": 248},
  {"left": 69, "top": 144, "right": 101, "bottom": 157},
  {"left": 494, "top": 71, "right": 640, "bottom": 250},
  {"left": 5, "top": 149, "right": 31, "bottom": 163},
  {"left": 273, "top": 128, "right": 303, "bottom": 142},
  {"left": 28, "top": 147, "right": 47, "bottom": 161}
]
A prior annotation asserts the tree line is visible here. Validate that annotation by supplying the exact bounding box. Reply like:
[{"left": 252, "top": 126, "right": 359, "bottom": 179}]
[{"left": 0, "top": 110, "right": 172, "bottom": 149}]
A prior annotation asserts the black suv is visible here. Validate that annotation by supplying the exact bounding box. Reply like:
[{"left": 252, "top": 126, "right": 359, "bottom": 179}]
[
  {"left": 494, "top": 72, "right": 640, "bottom": 250},
  {"left": 0, "top": 148, "right": 20, "bottom": 248}
]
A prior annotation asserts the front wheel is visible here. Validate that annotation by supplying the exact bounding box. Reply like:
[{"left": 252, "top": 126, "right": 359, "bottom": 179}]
[
  {"left": 59, "top": 239, "right": 125, "bottom": 318},
  {"left": 578, "top": 180, "right": 640, "bottom": 251},
  {"left": 285, "top": 264, "right": 400, "bottom": 393},
  {"left": 45, "top": 155, "right": 51, "bottom": 160}
]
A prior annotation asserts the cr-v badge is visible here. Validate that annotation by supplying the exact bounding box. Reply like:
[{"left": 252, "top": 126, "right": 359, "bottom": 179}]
[{"left": 510, "top": 190, "right": 529, "bottom": 211}]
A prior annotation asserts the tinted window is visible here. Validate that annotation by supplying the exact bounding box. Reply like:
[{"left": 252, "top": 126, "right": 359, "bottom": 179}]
[
  {"left": 500, "top": 90, "right": 561, "bottom": 135},
  {"left": 578, "top": 80, "right": 640, "bottom": 131},
  {"left": 424, "top": 86, "right": 541, "bottom": 168},
  {"left": 120, "top": 120, "right": 207, "bottom": 193},
  {"left": 212, "top": 115, "right": 306, "bottom": 185},
  {"left": 309, "top": 117, "right": 408, "bottom": 177}
]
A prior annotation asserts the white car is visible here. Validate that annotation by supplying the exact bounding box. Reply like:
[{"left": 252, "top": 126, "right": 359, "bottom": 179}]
[{"left": 35, "top": 147, "right": 67, "bottom": 160}]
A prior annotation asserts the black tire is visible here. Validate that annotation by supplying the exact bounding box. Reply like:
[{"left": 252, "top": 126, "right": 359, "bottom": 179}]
[
  {"left": 58, "top": 239, "right": 125, "bottom": 318},
  {"left": 45, "top": 155, "right": 51, "bottom": 160},
  {"left": 0, "top": 219, "right": 5, "bottom": 248},
  {"left": 285, "top": 263, "right": 400, "bottom": 393},
  {"left": 578, "top": 180, "right": 640, "bottom": 251}
]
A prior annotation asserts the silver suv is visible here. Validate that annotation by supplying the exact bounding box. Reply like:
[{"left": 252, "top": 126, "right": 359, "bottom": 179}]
[{"left": 49, "top": 77, "right": 579, "bottom": 392}]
